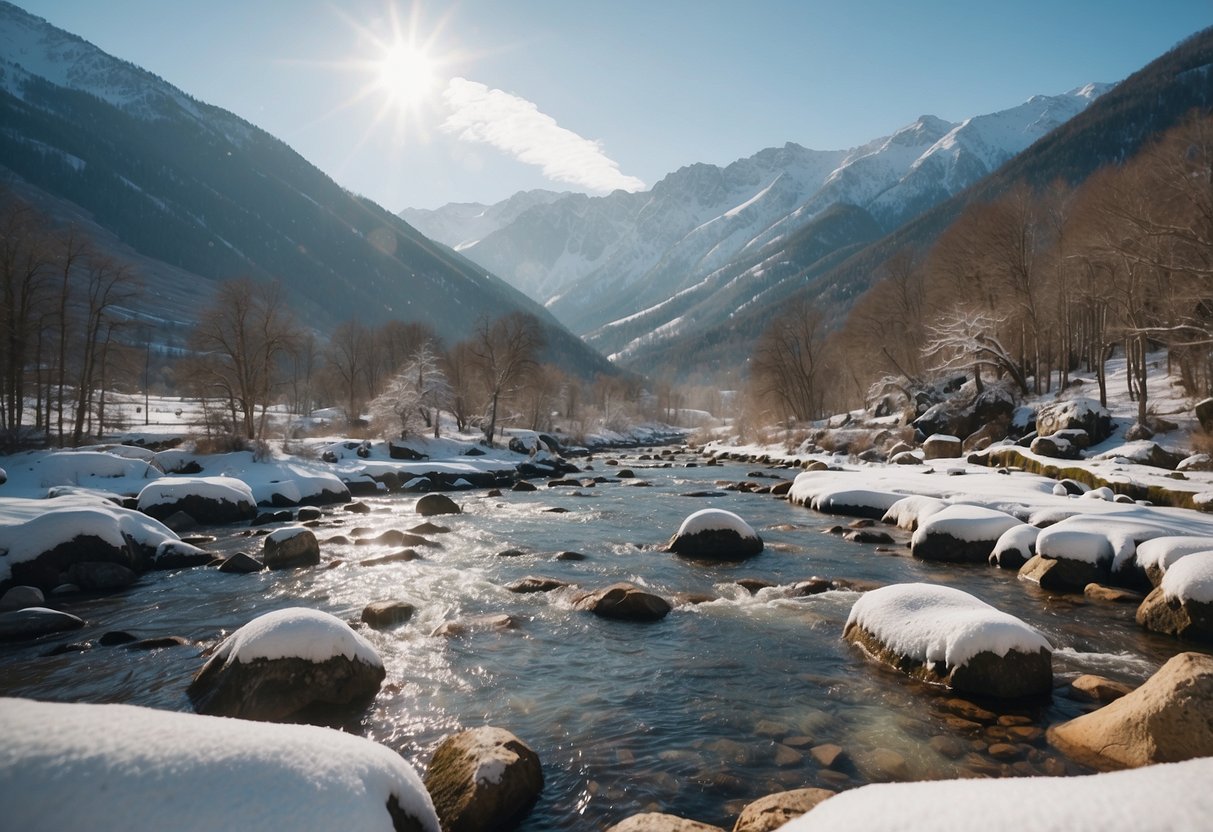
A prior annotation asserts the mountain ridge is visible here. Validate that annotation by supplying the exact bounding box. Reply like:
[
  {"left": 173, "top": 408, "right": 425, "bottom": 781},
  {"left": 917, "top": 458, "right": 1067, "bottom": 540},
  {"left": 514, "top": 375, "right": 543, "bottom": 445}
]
[{"left": 0, "top": 0, "right": 615, "bottom": 378}]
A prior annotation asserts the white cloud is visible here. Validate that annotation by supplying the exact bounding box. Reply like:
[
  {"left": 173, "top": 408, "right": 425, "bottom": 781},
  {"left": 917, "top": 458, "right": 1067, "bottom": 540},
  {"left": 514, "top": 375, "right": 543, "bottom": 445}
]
[{"left": 440, "top": 77, "right": 645, "bottom": 194}]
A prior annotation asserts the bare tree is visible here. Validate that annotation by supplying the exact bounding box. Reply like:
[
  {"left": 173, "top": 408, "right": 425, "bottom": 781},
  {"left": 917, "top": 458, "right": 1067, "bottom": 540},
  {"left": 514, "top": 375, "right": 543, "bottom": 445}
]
[
  {"left": 467, "top": 313, "right": 544, "bottom": 445},
  {"left": 188, "top": 278, "right": 296, "bottom": 441},
  {"left": 70, "top": 254, "right": 138, "bottom": 445},
  {"left": 326, "top": 319, "right": 371, "bottom": 426},
  {"left": 748, "top": 297, "right": 830, "bottom": 422},
  {"left": 922, "top": 307, "right": 1030, "bottom": 396}
]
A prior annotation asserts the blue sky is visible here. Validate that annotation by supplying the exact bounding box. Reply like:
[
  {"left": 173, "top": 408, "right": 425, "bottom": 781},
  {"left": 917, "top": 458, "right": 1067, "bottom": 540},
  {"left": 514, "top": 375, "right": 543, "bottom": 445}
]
[{"left": 16, "top": 0, "right": 1211, "bottom": 210}]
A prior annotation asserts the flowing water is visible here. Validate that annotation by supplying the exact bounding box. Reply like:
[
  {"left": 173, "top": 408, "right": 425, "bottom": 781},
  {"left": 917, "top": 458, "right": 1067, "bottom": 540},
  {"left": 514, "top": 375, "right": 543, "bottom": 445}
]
[{"left": 0, "top": 451, "right": 1203, "bottom": 829}]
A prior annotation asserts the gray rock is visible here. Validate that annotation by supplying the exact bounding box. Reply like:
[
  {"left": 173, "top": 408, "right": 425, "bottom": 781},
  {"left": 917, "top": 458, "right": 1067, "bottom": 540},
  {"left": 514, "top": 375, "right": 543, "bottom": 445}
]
[
  {"left": 187, "top": 649, "right": 384, "bottom": 722},
  {"left": 66, "top": 561, "right": 137, "bottom": 591},
  {"left": 0, "top": 606, "right": 85, "bottom": 640},
  {"left": 0, "top": 585, "right": 45, "bottom": 611}
]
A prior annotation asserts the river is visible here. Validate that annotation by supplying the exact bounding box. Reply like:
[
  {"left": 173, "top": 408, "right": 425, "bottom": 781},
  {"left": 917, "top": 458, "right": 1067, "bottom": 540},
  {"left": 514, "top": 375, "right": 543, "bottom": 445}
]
[{"left": 0, "top": 449, "right": 1197, "bottom": 829}]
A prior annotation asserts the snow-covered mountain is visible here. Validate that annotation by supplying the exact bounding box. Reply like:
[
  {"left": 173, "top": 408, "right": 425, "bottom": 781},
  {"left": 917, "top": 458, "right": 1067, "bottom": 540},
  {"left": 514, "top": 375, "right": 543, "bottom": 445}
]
[
  {"left": 403, "top": 85, "right": 1107, "bottom": 341},
  {"left": 0, "top": 1, "right": 616, "bottom": 377}
]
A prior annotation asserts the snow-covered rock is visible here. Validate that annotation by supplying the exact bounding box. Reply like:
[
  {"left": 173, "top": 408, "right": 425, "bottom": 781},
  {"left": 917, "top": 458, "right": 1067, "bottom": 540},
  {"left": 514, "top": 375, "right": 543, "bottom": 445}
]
[
  {"left": 881, "top": 495, "right": 947, "bottom": 531},
  {"left": 423, "top": 726, "right": 543, "bottom": 832},
  {"left": 1136, "top": 552, "right": 1213, "bottom": 642},
  {"left": 910, "top": 505, "right": 1023, "bottom": 563},
  {"left": 664, "top": 508, "right": 763, "bottom": 560},
  {"left": 187, "top": 607, "right": 385, "bottom": 721},
  {"left": 0, "top": 500, "right": 178, "bottom": 592},
  {"left": 843, "top": 583, "right": 1052, "bottom": 698},
  {"left": 789, "top": 474, "right": 905, "bottom": 519},
  {"left": 136, "top": 476, "right": 256, "bottom": 525},
  {"left": 1036, "top": 398, "right": 1112, "bottom": 445},
  {"left": 0, "top": 697, "right": 438, "bottom": 831},
  {"left": 779, "top": 756, "right": 1213, "bottom": 831},
  {"left": 1047, "top": 652, "right": 1213, "bottom": 770},
  {"left": 989, "top": 524, "right": 1040, "bottom": 570},
  {"left": 1133, "top": 536, "right": 1213, "bottom": 586}
]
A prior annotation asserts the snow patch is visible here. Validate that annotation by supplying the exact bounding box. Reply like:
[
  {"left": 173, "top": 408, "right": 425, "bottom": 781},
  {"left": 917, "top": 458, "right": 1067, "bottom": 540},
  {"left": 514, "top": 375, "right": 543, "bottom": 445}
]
[
  {"left": 211, "top": 607, "right": 382, "bottom": 667},
  {"left": 676, "top": 508, "right": 758, "bottom": 539}
]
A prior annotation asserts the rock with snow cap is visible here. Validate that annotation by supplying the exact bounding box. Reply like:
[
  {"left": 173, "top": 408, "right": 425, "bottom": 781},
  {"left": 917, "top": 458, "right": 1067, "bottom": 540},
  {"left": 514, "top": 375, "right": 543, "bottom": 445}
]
[
  {"left": 843, "top": 583, "right": 1052, "bottom": 698},
  {"left": 423, "top": 726, "right": 543, "bottom": 832},
  {"left": 1135, "top": 551, "right": 1213, "bottom": 642},
  {"left": 1035, "top": 398, "right": 1112, "bottom": 445},
  {"left": 0, "top": 606, "right": 85, "bottom": 639},
  {"left": 136, "top": 476, "right": 257, "bottom": 525},
  {"left": 0, "top": 502, "right": 178, "bottom": 593},
  {"left": 910, "top": 505, "right": 1023, "bottom": 563},
  {"left": 922, "top": 434, "right": 962, "bottom": 459},
  {"left": 664, "top": 508, "right": 763, "bottom": 560},
  {"left": 187, "top": 607, "right": 385, "bottom": 722},
  {"left": 0, "top": 698, "right": 439, "bottom": 832}
]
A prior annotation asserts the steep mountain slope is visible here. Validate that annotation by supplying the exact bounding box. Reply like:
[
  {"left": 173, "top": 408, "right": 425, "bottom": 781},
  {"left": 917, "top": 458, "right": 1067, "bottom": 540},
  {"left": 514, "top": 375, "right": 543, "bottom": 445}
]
[
  {"left": 626, "top": 28, "right": 1213, "bottom": 382},
  {"left": 406, "top": 86, "right": 1104, "bottom": 344},
  {"left": 0, "top": 2, "right": 614, "bottom": 377}
]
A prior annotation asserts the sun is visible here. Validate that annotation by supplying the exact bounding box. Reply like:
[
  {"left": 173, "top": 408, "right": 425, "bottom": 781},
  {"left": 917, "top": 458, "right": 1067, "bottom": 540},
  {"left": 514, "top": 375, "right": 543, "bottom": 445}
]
[{"left": 376, "top": 41, "right": 437, "bottom": 109}]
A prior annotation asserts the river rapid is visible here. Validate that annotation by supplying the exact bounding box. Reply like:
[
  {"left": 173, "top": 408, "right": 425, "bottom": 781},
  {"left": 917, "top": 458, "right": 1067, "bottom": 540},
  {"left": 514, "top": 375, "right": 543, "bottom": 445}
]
[{"left": 0, "top": 449, "right": 1198, "bottom": 829}]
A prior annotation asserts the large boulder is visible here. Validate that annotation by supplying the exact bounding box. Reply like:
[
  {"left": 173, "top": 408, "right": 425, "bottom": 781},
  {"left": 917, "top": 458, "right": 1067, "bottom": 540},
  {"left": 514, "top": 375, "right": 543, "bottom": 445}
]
[
  {"left": 1048, "top": 652, "right": 1213, "bottom": 770},
  {"left": 1133, "top": 536, "right": 1213, "bottom": 587},
  {"left": 922, "top": 434, "right": 962, "bottom": 460},
  {"left": 0, "top": 698, "right": 440, "bottom": 832},
  {"left": 0, "top": 606, "right": 85, "bottom": 640},
  {"left": 1035, "top": 398, "right": 1112, "bottom": 445},
  {"left": 606, "top": 815, "right": 723, "bottom": 832},
  {"left": 416, "top": 493, "right": 461, "bottom": 517},
  {"left": 187, "top": 607, "right": 385, "bottom": 722},
  {"left": 0, "top": 503, "right": 177, "bottom": 593},
  {"left": 664, "top": 509, "right": 763, "bottom": 560},
  {"left": 262, "top": 527, "right": 321, "bottom": 570},
  {"left": 843, "top": 583, "right": 1052, "bottom": 698},
  {"left": 910, "top": 506, "right": 1023, "bottom": 563},
  {"left": 136, "top": 476, "right": 257, "bottom": 525},
  {"left": 573, "top": 582, "right": 672, "bottom": 622},
  {"left": 1135, "top": 551, "right": 1213, "bottom": 642},
  {"left": 733, "top": 788, "right": 835, "bottom": 832},
  {"left": 423, "top": 727, "right": 543, "bottom": 832}
]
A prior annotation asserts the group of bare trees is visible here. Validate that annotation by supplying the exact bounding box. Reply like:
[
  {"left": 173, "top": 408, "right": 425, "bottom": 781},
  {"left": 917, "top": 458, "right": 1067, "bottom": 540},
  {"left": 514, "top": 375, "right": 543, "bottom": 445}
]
[
  {"left": 0, "top": 195, "right": 139, "bottom": 447},
  {"left": 749, "top": 111, "right": 1213, "bottom": 428}
]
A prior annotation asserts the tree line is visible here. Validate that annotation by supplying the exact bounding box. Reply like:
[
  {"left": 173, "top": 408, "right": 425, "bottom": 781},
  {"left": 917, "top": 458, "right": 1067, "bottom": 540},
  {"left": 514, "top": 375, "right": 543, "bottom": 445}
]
[
  {"left": 746, "top": 111, "right": 1213, "bottom": 431},
  {"left": 0, "top": 194, "right": 669, "bottom": 449}
]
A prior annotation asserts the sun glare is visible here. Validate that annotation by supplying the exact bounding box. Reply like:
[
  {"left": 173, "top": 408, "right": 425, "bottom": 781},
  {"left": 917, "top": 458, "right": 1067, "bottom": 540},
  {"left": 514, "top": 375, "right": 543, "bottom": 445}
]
[{"left": 377, "top": 42, "right": 437, "bottom": 108}]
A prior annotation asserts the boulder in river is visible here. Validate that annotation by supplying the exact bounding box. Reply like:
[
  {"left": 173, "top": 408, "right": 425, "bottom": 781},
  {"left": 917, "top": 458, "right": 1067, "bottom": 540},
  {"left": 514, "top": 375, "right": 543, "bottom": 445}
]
[
  {"left": 664, "top": 508, "right": 763, "bottom": 560},
  {"left": 1135, "top": 551, "right": 1213, "bottom": 643},
  {"left": 136, "top": 476, "right": 257, "bottom": 525},
  {"left": 605, "top": 814, "right": 724, "bottom": 832},
  {"left": 416, "top": 493, "right": 461, "bottom": 517},
  {"left": 733, "top": 788, "right": 835, "bottom": 832},
  {"left": 843, "top": 583, "right": 1052, "bottom": 698},
  {"left": 187, "top": 607, "right": 385, "bottom": 722},
  {"left": 423, "top": 726, "right": 543, "bottom": 832},
  {"left": 573, "top": 582, "right": 672, "bottom": 622},
  {"left": 1048, "top": 652, "right": 1213, "bottom": 770},
  {"left": 261, "top": 527, "right": 320, "bottom": 570}
]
